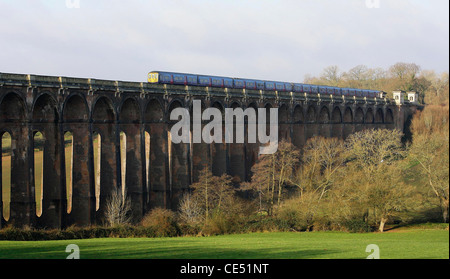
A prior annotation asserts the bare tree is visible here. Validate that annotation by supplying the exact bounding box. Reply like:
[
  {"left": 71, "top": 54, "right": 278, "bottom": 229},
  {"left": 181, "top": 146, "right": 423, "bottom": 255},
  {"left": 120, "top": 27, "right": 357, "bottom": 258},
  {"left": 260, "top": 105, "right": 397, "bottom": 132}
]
[
  {"left": 320, "top": 65, "right": 342, "bottom": 86},
  {"left": 105, "top": 187, "right": 132, "bottom": 227},
  {"left": 190, "top": 167, "right": 236, "bottom": 222},
  {"left": 295, "top": 137, "right": 346, "bottom": 200},
  {"left": 178, "top": 192, "right": 203, "bottom": 224},
  {"left": 247, "top": 141, "right": 300, "bottom": 215},
  {"left": 389, "top": 62, "right": 421, "bottom": 81}
]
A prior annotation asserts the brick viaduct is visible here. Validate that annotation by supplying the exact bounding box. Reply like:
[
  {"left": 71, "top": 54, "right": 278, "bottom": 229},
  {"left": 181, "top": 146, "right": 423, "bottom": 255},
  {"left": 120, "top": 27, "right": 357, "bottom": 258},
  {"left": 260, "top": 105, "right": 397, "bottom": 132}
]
[{"left": 0, "top": 72, "right": 418, "bottom": 229}]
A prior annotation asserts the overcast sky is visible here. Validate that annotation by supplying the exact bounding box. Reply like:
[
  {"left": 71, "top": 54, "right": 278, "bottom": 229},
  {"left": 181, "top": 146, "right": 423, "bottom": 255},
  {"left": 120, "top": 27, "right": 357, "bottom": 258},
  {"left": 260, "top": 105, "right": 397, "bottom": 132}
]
[{"left": 0, "top": 0, "right": 448, "bottom": 83}]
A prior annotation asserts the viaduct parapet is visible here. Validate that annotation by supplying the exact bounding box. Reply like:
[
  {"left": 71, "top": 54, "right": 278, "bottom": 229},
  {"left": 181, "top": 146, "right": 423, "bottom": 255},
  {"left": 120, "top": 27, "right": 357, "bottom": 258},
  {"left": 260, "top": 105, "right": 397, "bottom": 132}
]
[{"left": 0, "top": 72, "right": 419, "bottom": 228}]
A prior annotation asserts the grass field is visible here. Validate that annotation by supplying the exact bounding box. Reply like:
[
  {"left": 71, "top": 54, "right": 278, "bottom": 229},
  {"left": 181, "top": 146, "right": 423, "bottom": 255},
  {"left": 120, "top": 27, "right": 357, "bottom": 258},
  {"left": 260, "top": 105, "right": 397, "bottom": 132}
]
[{"left": 0, "top": 228, "right": 448, "bottom": 259}]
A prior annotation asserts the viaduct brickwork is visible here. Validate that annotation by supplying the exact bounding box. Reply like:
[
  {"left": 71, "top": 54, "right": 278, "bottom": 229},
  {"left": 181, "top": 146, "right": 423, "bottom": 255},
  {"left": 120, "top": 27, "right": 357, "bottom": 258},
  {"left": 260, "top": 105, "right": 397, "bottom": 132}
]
[{"left": 0, "top": 72, "right": 418, "bottom": 229}]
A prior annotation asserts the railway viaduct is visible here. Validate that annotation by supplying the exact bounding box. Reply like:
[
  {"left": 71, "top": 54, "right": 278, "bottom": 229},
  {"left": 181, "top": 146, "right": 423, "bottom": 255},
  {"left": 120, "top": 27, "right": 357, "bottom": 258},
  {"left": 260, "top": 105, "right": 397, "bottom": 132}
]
[{"left": 0, "top": 72, "right": 419, "bottom": 229}]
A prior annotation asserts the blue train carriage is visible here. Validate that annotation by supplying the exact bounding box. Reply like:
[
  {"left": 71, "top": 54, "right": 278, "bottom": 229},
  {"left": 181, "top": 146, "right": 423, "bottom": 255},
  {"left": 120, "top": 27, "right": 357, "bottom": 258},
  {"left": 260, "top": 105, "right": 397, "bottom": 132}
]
[
  {"left": 285, "top": 82, "right": 293, "bottom": 92},
  {"left": 264, "top": 81, "right": 275, "bottom": 91},
  {"left": 363, "top": 89, "right": 370, "bottom": 98},
  {"left": 327, "top": 86, "right": 334, "bottom": 95},
  {"left": 233, "top": 78, "right": 246, "bottom": 89},
  {"left": 371, "top": 90, "right": 379, "bottom": 98},
  {"left": 210, "top": 76, "right": 233, "bottom": 88},
  {"left": 333, "top": 87, "right": 342, "bottom": 96},
  {"left": 293, "top": 83, "right": 303, "bottom": 93},
  {"left": 303, "top": 84, "right": 312, "bottom": 94},
  {"left": 341, "top": 88, "right": 350, "bottom": 96},
  {"left": 256, "top": 80, "right": 265, "bottom": 90},
  {"left": 356, "top": 89, "right": 364, "bottom": 97},
  {"left": 275, "top": 81, "right": 285, "bottom": 91},
  {"left": 349, "top": 88, "right": 356, "bottom": 97},
  {"left": 198, "top": 75, "right": 211, "bottom": 87},
  {"left": 244, "top": 79, "right": 257, "bottom": 90}
]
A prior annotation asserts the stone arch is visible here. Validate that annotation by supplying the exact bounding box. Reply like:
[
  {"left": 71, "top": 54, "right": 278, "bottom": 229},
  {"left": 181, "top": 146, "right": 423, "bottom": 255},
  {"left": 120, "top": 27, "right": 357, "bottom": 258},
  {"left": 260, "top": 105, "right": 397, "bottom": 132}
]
[
  {"left": 62, "top": 94, "right": 92, "bottom": 227},
  {"left": 168, "top": 99, "right": 184, "bottom": 111},
  {"left": 279, "top": 104, "right": 289, "bottom": 124},
  {"left": 319, "top": 106, "right": 330, "bottom": 123},
  {"left": 293, "top": 105, "right": 304, "bottom": 123},
  {"left": 331, "top": 107, "right": 342, "bottom": 123},
  {"left": 32, "top": 93, "right": 58, "bottom": 123},
  {"left": 243, "top": 102, "right": 260, "bottom": 182},
  {"left": 331, "top": 107, "right": 343, "bottom": 139},
  {"left": 145, "top": 98, "right": 168, "bottom": 210},
  {"left": 386, "top": 108, "right": 394, "bottom": 123},
  {"left": 248, "top": 102, "right": 259, "bottom": 121},
  {"left": 189, "top": 98, "right": 209, "bottom": 184},
  {"left": 188, "top": 98, "right": 206, "bottom": 115},
  {"left": 318, "top": 106, "right": 331, "bottom": 137},
  {"left": 306, "top": 105, "right": 316, "bottom": 123},
  {"left": 211, "top": 100, "right": 225, "bottom": 118},
  {"left": 292, "top": 104, "right": 305, "bottom": 148},
  {"left": 210, "top": 101, "right": 226, "bottom": 177},
  {"left": 0, "top": 92, "right": 26, "bottom": 121},
  {"left": 261, "top": 102, "right": 273, "bottom": 137},
  {"left": 229, "top": 101, "right": 240, "bottom": 109},
  {"left": 91, "top": 96, "right": 117, "bottom": 224},
  {"left": 144, "top": 98, "right": 164, "bottom": 123},
  {"left": 168, "top": 99, "right": 185, "bottom": 125},
  {"left": 0, "top": 92, "right": 32, "bottom": 228},
  {"left": 63, "top": 94, "right": 89, "bottom": 122},
  {"left": 343, "top": 107, "right": 353, "bottom": 123},
  {"left": 119, "top": 98, "right": 141, "bottom": 123},
  {"left": 375, "top": 108, "right": 384, "bottom": 123},
  {"left": 365, "top": 108, "right": 374, "bottom": 124},
  {"left": 228, "top": 101, "right": 246, "bottom": 183},
  {"left": 167, "top": 98, "right": 189, "bottom": 208},
  {"left": 355, "top": 107, "right": 364, "bottom": 124},
  {"left": 31, "top": 93, "right": 61, "bottom": 229},
  {"left": 277, "top": 103, "right": 290, "bottom": 143},
  {"left": 92, "top": 96, "right": 115, "bottom": 123},
  {"left": 119, "top": 97, "right": 143, "bottom": 223}
]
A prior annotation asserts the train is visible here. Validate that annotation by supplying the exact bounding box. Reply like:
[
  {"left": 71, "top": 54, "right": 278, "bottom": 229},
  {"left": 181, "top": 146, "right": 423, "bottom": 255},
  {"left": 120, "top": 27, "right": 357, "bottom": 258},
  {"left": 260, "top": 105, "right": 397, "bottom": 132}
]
[{"left": 147, "top": 71, "right": 380, "bottom": 98}]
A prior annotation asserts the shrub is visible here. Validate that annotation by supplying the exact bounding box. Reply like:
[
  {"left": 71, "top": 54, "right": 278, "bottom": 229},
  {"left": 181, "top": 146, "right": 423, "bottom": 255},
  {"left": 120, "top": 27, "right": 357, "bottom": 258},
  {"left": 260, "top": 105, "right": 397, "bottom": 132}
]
[
  {"left": 141, "top": 208, "right": 180, "bottom": 237},
  {"left": 343, "top": 219, "right": 372, "bottom": 233}
]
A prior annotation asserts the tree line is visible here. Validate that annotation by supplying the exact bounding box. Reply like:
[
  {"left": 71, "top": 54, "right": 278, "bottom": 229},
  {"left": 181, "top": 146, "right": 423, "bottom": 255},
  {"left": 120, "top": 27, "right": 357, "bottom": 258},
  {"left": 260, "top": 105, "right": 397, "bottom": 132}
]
[{"left": 304, "top": 62, "right": 449, "bottom": 106}]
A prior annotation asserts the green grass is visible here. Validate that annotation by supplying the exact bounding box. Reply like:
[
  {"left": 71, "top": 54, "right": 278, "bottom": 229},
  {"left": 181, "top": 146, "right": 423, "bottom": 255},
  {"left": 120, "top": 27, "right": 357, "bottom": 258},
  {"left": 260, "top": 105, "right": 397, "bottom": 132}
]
[{"left": 0, "top": 229, "right": 448, "bottom": 259}]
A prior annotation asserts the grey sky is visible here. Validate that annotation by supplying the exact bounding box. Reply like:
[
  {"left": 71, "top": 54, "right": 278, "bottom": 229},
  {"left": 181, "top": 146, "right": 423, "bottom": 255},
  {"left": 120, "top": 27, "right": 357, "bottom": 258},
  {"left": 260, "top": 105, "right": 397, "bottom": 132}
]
[{"left": 0, "top": 0, "right": 448, "bottom": 83}]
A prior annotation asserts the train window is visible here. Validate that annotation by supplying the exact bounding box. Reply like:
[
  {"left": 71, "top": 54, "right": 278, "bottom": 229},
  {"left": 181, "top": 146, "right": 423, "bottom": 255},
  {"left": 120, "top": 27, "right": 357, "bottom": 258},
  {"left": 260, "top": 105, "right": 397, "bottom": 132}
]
[
  {"left": 224, "top": 79, "right": 233, "bottom": 88},
  {"left": 256, "top": 81, "right": 265, "bottom": 90}
]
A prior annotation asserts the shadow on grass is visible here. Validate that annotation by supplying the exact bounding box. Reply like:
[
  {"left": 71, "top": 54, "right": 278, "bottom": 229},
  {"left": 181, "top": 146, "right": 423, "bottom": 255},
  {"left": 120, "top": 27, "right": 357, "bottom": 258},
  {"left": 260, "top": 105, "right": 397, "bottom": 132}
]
[{"left": 0, "top": 239, "right": 341, "bottom": 259}]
